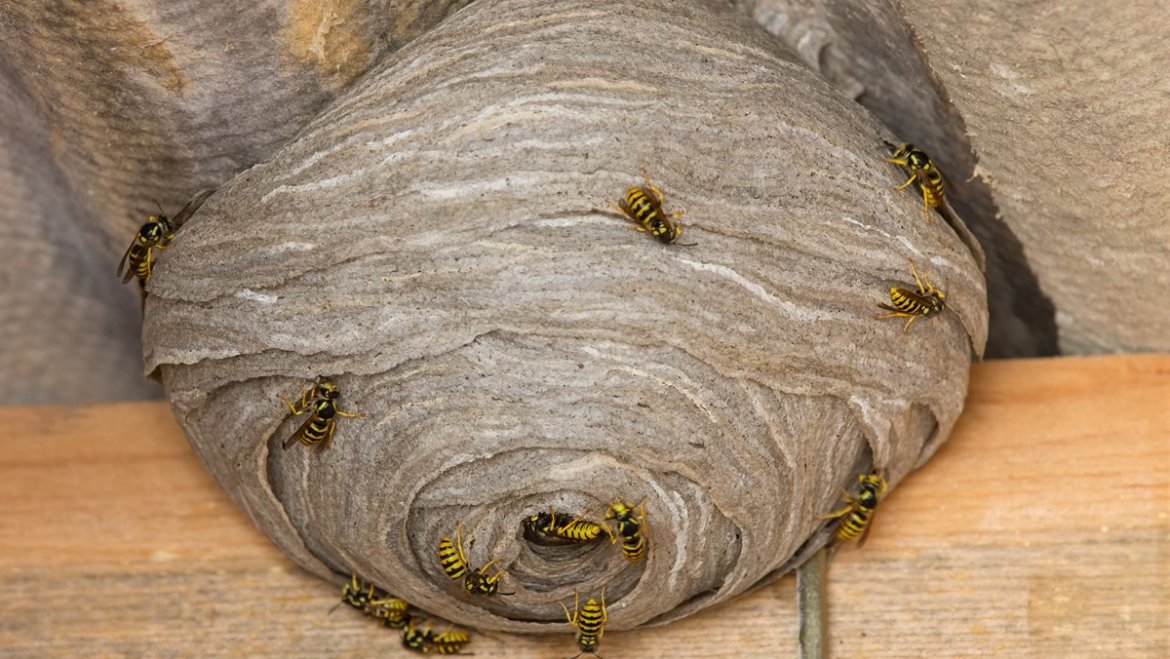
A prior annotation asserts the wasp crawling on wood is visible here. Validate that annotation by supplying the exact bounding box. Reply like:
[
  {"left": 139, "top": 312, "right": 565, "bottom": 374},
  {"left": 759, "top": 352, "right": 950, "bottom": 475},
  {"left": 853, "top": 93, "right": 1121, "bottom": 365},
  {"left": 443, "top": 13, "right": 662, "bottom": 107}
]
[
  {"left": 563, "top": 588, "right": 607, "bottom": 659},
  {"left": 402, "top": 620, "right": 472, "bottom": 654},
  {"left": 525, "top": 509, "right": 611, "bottom": 545},
  {"left": 820, "top": 471, "right": 888, "bottom": 547},
  {"left": 875, "top": 261, "right": 947, "bottom": 333},
  {"left": 279, "top": 380, "right": 364, "bottom": 451},
  {"left": 335, "top": 573, "right": 381, "bottom": 613},
  {"left": 117, "top": 189, "right": 212, "bottom": 288},
  {"left": 605, "top": 499, "right": 647, "bottom": 563},
  {"left": 437, "top": 522, "right": 511, "bottom": 596},
  {"left": 370, "top": 593, "right": 411, "bottom": 629},
  {"left": 602, "top": 170, "right": 690, "bottom": 244},
  {"left": 883, "top": 141, "right": 947, "bottom": 224}
]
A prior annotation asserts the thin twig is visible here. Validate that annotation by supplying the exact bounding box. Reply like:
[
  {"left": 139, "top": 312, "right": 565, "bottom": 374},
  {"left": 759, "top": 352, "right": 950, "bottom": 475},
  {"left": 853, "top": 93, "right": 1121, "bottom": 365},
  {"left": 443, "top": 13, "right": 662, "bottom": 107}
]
[{"left": 796, "top": 547, "right": 829, "bottom": 659}]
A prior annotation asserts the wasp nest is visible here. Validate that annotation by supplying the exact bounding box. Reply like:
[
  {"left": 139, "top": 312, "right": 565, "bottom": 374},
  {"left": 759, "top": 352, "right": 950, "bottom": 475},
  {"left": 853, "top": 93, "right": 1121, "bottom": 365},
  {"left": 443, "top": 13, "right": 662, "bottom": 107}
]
[{"left": 143, "top": 0, "right": 986, "bottom": 633}]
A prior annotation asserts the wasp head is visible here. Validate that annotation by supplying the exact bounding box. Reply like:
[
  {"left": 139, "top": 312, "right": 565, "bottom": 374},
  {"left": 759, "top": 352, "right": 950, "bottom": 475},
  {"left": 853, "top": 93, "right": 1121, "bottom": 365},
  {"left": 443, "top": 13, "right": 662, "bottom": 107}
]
[{"left": 316, "top": 381, "right": 340, "bottom": 400}]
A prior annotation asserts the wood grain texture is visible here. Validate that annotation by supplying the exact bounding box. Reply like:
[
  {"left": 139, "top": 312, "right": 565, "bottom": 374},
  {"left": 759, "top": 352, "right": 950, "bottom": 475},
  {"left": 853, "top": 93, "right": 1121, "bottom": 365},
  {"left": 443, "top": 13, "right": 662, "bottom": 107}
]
[{"left": 1, "top": 355, "right": 1165, "bottom": 657}]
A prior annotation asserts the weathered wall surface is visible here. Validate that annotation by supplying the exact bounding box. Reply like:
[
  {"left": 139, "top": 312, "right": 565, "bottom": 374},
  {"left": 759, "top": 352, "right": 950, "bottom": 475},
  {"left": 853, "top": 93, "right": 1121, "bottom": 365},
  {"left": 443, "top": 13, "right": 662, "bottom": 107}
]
[{"left": 896, "top": 0, "right": 1170, "bottom": 354}]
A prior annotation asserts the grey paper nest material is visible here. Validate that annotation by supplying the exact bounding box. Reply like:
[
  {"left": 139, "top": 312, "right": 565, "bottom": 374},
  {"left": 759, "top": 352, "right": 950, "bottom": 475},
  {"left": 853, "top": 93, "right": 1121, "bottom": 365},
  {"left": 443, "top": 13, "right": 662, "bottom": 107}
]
[{"left": 142, "top": 0, "right": 987, "bottom": 633}]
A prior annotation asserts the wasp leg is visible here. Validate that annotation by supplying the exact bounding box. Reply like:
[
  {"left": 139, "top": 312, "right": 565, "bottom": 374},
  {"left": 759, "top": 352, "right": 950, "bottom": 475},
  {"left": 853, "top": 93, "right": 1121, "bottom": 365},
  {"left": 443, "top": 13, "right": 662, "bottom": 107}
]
[
  {"left": 335, "top": 409, "right": 365, "bottom": 418},
  {"left": 640, "top": 170, "right": 665, "bottom": 204},
  {"left": 321, "top": 422, "right": 337, "bottom": 451},
  {"left": 908, "top": 261, "right": 927, "bottom": 294},
  {"left": 819, "top": 490, "right": 857, "bottom": 521},
  {"left": 918, "top": 188, "right": 932, "bottom": 223},
  {"left": 562, "top": 591, "right": 579, "bottom": 625},
  {"left": 875, "top": 309, "right": 916, "bottom": 329},
  {"left": 279, "top": 388, "right": 311, "bottom": 415},
  {"left": 455, "top": 521, "right": 468, "bottom": 567},
  {"left": 893, "top": 174, "right": 916, "bottom": 192}
]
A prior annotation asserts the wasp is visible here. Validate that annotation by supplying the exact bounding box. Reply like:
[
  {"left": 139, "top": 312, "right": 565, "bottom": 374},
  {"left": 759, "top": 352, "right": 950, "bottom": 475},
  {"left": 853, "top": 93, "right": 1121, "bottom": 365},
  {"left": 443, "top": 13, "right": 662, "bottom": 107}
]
[
  {"left": 525, "top": 509, "right": 611, "bottom": 544},
  {"left": 603, "top": 170, "right": 689, "bottom": 244},
  {"left": 605, "top": 500, "right": 647, "bottom": 563},
  {"left": 402, "top": 620, "right": 471, "bottom": 655},
  {"left": 279, "top": 380, "right": 364, "bottom": 451},
  {"left": 875, "top": 261, "right": 947, "bottom": 332},
  {"left": 370, "top": 593, "right": 411, "bottom": 629},
  {"left": 883, "top": 141, "right": 948, "bottom": 224},
  {"left": 562, "top": 588, "right": 607, "bottom": 659},
  {"left": 429, "top": 628, "right": 472, "bottom": 654},
  {"left": 335, "top": 573, "right": 381, "bottom": 613},
  {"left": 437, "top": 522, "right": 510, "bottom": 596},
  {"left": 117, "top": 189, "right": 212, "bottom": 288},
  {"left": 821, "top": 471, "right": 888, "bottom": 547}
]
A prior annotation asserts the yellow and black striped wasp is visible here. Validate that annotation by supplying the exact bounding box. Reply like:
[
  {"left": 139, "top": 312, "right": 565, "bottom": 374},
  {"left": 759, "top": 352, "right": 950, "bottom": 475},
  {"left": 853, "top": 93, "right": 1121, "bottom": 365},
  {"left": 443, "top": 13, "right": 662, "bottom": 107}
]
[
  {"left": 117, "top": 189, "right": 212, "bottom": 288},
  {"left": 331, "top": 572, "right": 412, "bottom": 631},
  {"left": 605, "top": 500, "right": 647, "bottom": 563},
  {"left": 335, "top": 573, "right": 381, "bottom": 614},
  {"left": 524, "top": 509, "right": 611, "bottom": 545},
  {"left": 602, "top": 171, "right": 691, "bottom": 244},
  {"left": 279, "top": 380, "right": 364, "bottom": 451},
  {"left": 562, "top": 588, "right": 607, "bottom": 659},
  {"left": 402, "top": 620, "right": 471, "bottom": 655},
  {"left": 820, "top": 471, "right": 888, "bottom": 547},
  {"left": 370, "top": 593, "right": 411, "bottom": 629},
  {"left": 402, "top": 622, "right": 430, "bottom": 653},
  {"left": 437, "top": 522, "right": 511, "bottom": 596},
  {"left": 884, "top": 141, "right": 948, "bottom": 224},
  {"left": 875, "top": 261, "right": 947, "bottom": 332}
]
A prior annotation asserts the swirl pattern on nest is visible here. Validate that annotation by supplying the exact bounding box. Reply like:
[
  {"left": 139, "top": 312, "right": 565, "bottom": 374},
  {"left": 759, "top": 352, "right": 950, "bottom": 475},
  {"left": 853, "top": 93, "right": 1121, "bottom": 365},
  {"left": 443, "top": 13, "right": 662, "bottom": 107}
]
[{"left": 143, "top": 0, "right": 987, "bottom": 632}]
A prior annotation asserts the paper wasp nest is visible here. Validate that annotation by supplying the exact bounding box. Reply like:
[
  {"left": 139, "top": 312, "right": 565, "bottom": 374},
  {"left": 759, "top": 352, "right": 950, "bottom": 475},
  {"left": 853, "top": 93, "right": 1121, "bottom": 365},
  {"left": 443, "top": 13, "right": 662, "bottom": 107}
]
[{"left": 143, "top": 0, "right": 987, "bottom": 632}]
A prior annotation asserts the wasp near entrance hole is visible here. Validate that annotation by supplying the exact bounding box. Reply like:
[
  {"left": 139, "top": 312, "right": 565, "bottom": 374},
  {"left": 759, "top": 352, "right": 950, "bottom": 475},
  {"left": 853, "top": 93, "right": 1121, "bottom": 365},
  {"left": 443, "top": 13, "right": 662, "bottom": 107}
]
[
  {"left": 525, "top": 509, "right": 610, "bottom": 544},
  {"left": 437, "top": 522, "right": 510, "bottom": 596},
  {"left": 605, "top": 499, "right": 647, "bottom": 563}
]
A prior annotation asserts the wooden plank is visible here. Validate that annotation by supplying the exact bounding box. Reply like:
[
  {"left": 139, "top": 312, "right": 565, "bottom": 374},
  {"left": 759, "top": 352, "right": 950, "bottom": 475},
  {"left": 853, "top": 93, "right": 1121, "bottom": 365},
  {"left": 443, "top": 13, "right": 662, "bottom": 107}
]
[{"left": 0, "top": 356, "right": 1166, "bottom": 657}]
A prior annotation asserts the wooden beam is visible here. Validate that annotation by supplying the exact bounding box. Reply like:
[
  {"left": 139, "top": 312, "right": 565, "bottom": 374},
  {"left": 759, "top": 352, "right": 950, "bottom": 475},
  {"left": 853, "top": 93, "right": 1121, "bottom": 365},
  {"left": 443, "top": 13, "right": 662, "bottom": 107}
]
[{"left": 1, "top": 356, "right": 1166, "bottom": 657}]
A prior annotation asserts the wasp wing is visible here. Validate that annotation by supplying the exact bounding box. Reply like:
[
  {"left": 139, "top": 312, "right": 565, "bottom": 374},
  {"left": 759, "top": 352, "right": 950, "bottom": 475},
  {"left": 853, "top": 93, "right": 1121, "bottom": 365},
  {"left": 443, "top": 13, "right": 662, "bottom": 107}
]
[
  {"left": 117, "top": 242, "right": 137, "bottom": 282},
  {"left": 170, "top": 188, "right": 215, "bottom": 229},
  {"left": 283, "top": 413, "right": 318, "bottom": 450}
]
